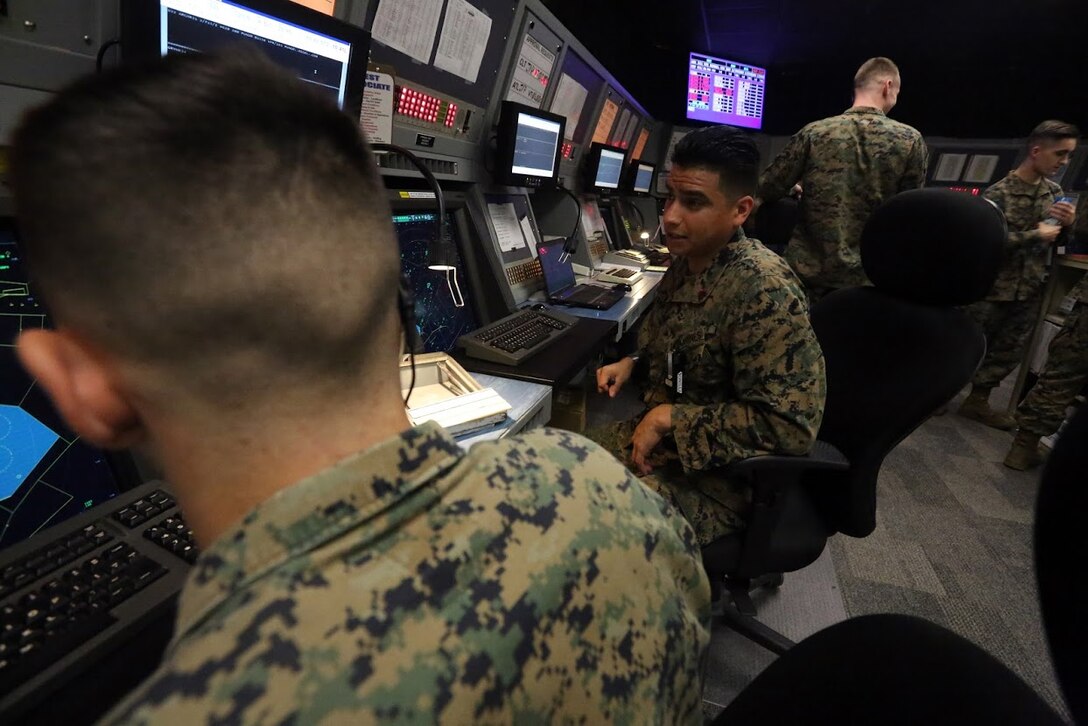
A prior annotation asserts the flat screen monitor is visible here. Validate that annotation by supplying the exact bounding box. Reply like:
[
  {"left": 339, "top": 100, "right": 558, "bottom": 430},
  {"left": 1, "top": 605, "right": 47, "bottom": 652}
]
[
  {"left": 495, "top": 101, "right": 566, "bottom": 188},
  {"left": 121, "top": 0, "right": 370, "bottom": 117},
  {"left": 392, "top": 210, "right": 480, "bottom": 353},
  {"left": 631, "top": 162, "right": 655, "bottom": 194},
  {"left": 586, "top": 143, "right": 626, "bottom": 191},
  {"left": 686, "top": 52, "right": 766, "bottom": 130},
  {"left": 0, "top": 220, "right": 137, "bottom": 552}
]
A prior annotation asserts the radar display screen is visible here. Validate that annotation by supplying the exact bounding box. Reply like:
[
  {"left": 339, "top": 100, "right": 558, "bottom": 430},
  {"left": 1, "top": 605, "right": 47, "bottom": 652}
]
[{"left": 393, "top": 212, "right": 480, "bottom": 353}]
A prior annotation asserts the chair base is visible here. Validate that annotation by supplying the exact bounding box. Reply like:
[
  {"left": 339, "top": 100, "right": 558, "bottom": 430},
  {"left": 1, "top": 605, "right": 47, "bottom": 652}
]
[{"left": 711, "top": 573, "right": 796, "bottom": 656}]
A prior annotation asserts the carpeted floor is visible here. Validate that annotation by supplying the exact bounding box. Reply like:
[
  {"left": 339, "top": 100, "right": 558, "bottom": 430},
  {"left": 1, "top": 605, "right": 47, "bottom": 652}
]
[{"left": 828, "top": 380, "right": 1069, "bottom": 718}]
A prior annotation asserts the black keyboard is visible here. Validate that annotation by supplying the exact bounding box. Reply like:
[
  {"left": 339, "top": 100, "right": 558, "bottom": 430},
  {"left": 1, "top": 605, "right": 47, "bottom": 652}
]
[
  {"left": 459, "top": 308, "right": 579, "bottom": 366},
  {"left": 0, "top": 482, "right": 193, "bottom": 719},
  {"left": 604, "top": 267, "right": 637, "bottom": 279}
]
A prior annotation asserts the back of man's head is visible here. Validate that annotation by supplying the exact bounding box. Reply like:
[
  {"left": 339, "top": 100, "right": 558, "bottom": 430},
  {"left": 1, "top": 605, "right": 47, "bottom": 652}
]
[
  {"left": 1027, "top": 120, "right": 1080, "bottom": 149},
  {"left": 854, "top": 57, "right": 900, "bottom": 91},
  {"left": 11, "top": 50, "right": 401, "bottom": 407},
  {"left": 670, "top": 126, "right": 759, "bottom": 198}
]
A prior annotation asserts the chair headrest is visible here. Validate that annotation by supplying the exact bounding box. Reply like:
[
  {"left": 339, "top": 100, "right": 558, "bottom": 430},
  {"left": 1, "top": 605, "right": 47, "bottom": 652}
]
[{"left": 861, "top": 189, "right": 1006, "bottom": 306}]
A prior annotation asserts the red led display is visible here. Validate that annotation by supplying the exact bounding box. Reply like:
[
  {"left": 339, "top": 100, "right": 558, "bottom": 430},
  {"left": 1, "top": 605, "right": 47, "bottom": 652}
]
[
  {"left": 395, "top": 87, "right": 460, "bottom": 129},
  {"left": 396, "top": 87, "right": 440, "bottom": 123},
  {"left": 562, "top": 142, "right": 574, "bottom": 160}
]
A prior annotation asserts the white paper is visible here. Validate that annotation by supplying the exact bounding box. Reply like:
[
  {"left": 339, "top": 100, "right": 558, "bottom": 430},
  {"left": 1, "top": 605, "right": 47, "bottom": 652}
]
[
  {"left": 933, "top": 153, "right": 967, "bottom": 182},
  {"left": 360, "top": 71, "right": 395, "bottom": 144},
  {"left": 519, "top": 215, "right": 539, "bottom": 258},
  {"left": 580, "top": 199, "right": 606, "bottom": 241},
  {"left": 433, "top": 0, "right": 492, "bottom": 84},
  {"left": 505, "top": 34, "right": 556, "bottom": 108},
  {"left": 488, "top": 203, "right": 528, "bottom": 253},
  {"left": 664, "top": 129, "right": 690, "bottom": 170},
  {"left": 549, "top": 74, "right": 588, "bottom": 139},
  {"left": 964, "top": 154, "right": 999, "bottom": 184},
  {"left": 372, "top": 0, "right": 444, "bottom": 64}
]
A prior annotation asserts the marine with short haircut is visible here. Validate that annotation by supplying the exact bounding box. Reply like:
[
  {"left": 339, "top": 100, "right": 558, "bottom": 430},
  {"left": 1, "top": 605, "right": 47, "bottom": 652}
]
[
  {"left": 588, "top": 125, "right": 826, "bottom": 546},
  {"left": 756, "top": 56, "right": 928, "bottom": 299},
  {"left": 9, "top": 50, "right": 711, "bottom": 724},
  {"left": 958, "top": 120, "right": 1079, "bottom": 430}
]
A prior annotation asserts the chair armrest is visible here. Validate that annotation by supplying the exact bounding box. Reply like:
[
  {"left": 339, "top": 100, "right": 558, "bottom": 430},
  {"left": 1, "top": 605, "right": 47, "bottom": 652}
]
[{"left": 724, "top": 440, "right": 849, "bottom": 479}]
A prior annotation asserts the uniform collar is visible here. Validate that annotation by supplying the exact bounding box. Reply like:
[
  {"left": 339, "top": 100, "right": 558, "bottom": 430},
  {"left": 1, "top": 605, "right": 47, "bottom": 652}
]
[
  {"left": 843, "top": 106, "right": 886, "bottom": 117},
  {"left": 172, "top": 421, "right": 464, "bottom": 642},
  {"left": 1003, "top": 169, "right": 1053, "bottom": 195},
  {"left": 664, "top": 228, "right": 750, "bottom": 304}
]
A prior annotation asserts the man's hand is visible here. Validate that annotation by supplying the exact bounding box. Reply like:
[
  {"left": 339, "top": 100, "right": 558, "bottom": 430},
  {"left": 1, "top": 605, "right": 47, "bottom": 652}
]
[
  {"left": 1047, "top": 201, "right": 1076, "bottom": 227},
  {"left": 631, "top": 404, "right": 672, "bottom": 475},
  {"left": 596, "top": 357, "right": 636, "bottom": 398},
  {"left": 1038, "top": 222, "right": 1062, "bottom": 245}
]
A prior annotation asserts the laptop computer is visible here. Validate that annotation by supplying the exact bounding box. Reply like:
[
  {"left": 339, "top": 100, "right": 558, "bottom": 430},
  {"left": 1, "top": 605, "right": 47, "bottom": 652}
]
[{"left": 537, "top": 240, "right": 626, "bottom": 310}]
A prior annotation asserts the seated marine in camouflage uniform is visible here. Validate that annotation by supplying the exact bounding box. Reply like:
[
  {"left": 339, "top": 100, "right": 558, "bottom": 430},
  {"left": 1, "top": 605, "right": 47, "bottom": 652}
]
[
  {"left": 755, "top": 57, "right": 928, "bottom": 300},
  {"left": 9, "top": 51, "right": 711, "bottom": 724},
  {"left": 588, "top": 127, "right": 827, "bottom": 547},
  {"left": 958, "top": 121, "right": 1079, "bottom": 430}
]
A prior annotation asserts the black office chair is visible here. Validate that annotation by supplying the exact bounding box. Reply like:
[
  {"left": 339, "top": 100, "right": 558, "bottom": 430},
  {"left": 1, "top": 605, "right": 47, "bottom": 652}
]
[
  {"left": 750, "top": 197, "right": 798, "bottom": 256},
  {"left": 710, "top": 404, "right": 1088, "bottom": 725},
  {"left": 702, "top": 189, "right": 1007, "bottom": 653}
]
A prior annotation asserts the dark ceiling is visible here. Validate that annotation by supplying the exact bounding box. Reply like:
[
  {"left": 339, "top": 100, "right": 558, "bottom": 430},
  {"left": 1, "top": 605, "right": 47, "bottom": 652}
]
[{"left": 540, "top": 0, "right": 1088, "bottom": 138}]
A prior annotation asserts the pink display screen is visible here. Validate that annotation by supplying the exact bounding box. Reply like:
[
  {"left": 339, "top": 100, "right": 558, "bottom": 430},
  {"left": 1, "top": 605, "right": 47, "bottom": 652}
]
[{"left": 686, "top": 53, "right": 766, "bottom": 130}]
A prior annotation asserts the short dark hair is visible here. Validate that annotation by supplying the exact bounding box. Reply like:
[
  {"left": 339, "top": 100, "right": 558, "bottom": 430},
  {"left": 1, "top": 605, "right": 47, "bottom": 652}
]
[
  {"left": 11, "top": 49, "right": 400, "bottom": 403},
  {"left": 854, "top": 57, "right": 900, "bottom": 90},
  {"left": 1027, "top": 120, "right": 1080, "bottom": 147},
  {"left": 670, "top": 126, "right": 759, "bottom": 197}
]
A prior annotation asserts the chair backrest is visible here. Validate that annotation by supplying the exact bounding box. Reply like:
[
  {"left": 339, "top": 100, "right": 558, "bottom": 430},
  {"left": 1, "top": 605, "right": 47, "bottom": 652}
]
[
  {"left": 1035, "top": 404, "right": 1088, "bottom": 724},
  {"left": 808, "top": 189, "right": 1006, "bottom": 537}
]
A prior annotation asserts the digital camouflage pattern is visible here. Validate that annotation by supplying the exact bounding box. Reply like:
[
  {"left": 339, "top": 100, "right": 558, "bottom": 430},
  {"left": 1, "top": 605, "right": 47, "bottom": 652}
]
[
  {"left": 587, "top": 230, "right": 826, "bottom": 546},
  {"left": 981, "top": 171, "right": 1064, "bottom": 302},
  {"left": 1017, "top": 302, "right": 1088, "bottom": 436},
  {"left": 967, "top": 298, "right": 1043, "bottom": 389},
  {"left": 757, "top": 107, "right": 927, "bottom": 292},
  {"left": 102, "top": 423, "right": 712, "bottom": 725}
]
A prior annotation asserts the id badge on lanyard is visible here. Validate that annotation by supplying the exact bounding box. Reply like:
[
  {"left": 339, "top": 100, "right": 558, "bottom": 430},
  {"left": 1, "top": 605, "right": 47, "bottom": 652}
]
[{"left": 665, "top": 348, "right": 686, "bottom": 399}]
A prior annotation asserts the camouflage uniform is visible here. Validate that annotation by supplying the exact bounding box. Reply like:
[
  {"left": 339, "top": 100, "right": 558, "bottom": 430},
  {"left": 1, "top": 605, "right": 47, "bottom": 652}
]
[
  {"left": 757, "top": 107, "right": 928, "bottom": 294},
  {"left": 103, "top": 424, "right": 711, "bottom": 724},
  {"left": 1017, "top": 275, "right": 1088, "bottom": 435},
  {"left": 587, "top": 230, "right": 826, "bottom": 546},
  {"left": 968, "top": 171, "right": 1064, "bottom": 388}
]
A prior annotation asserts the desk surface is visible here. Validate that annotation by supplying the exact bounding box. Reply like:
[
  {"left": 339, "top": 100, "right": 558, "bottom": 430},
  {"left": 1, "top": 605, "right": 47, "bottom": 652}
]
[
  {"left": 455, "top": 317, "right": 616, "bottom": 387},
  {"left": 560, "top": 270, "right": 663, "bottom": 324},
  {"left": 455, "top": 374, "right": 552, "bottom": 448}
]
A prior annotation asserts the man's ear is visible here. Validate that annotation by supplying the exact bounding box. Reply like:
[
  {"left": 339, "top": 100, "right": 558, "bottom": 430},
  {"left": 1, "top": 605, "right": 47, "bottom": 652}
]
[
  {"left": 733, "top": 195, "right": 756, "bottom": 227},
  {"left": 16, "top": 329, "right": 146, "bottom": 449}
]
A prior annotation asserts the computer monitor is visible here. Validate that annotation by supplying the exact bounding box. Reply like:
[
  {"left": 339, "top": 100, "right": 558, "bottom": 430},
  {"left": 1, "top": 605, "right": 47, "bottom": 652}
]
[
  {"left": 392, "top": 209, "right": 481, "bottom": 353},
  {"left": 630, "top": 162, "right": 656, "bottom": 194},
  {"left": 0, "top": 220, "right": 138, "bottom": 551},
  {"left": 120, "top": 0, "right": 370, "bottom": 117},
  {"left": 586, "top": 143, "right": 626, "bottom": 192},
  {"left": 686, "top": 52, "right": 766, "bottom": 130},
  {"left": 495, "top": 101, "right": 566, "bottom": 188}
]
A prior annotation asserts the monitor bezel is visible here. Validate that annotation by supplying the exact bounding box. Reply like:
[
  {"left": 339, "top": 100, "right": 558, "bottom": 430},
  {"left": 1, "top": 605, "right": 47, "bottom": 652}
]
[
  {"left": 585, "top": 142, "right": 628, "bottom": 193},
  {"left": 120, "top": 0, "right": 371, "bottom": 119},
  {"left": 627, "top": 161, "right": 656, "bottom": 195},
  {"left": 495, "top": 100, "right": 567, "bottom": 189}
]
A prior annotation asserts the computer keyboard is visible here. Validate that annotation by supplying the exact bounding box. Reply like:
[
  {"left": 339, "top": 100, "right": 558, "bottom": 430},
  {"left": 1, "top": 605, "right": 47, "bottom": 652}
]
[
  {"left": 0, "top": 481, "right": 193, "bottom": 718},
  {"left": 459, "top": 308, "right": 579, "bottom": 366},
  {"left": 596, "top": 266, "right": 643, "bottom": 285}
]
